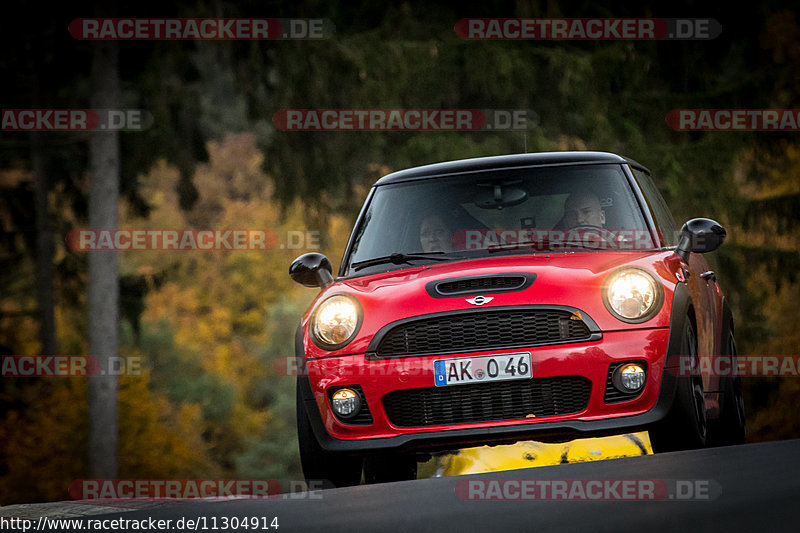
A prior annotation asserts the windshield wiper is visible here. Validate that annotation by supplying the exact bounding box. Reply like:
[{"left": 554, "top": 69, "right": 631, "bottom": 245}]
[
  {"left": 351, "top": 252, "right": 453, "bottom": 271},
  {"left": 486, "top": 242, "right": 541, "bottom": 253},
  {"left": 486, "top": 231, "right": 622, "bottom": 253}
]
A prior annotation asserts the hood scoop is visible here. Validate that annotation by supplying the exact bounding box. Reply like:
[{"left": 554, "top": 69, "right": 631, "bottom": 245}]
[{"left": 426, "top": 273, "right": 536, "bottom": 298}]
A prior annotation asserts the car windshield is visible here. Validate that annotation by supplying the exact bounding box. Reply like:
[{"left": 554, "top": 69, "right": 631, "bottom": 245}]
[{"left": 344, "top": 163, "right": 655, "bottom": 275}]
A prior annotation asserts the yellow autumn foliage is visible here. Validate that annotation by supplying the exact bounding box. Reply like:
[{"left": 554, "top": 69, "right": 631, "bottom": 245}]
[
  {"left": 2, "top": 132, "right": 364, "bottom": 503},
  {"left": 0, "top": 370, "right": 215, "bottom": 505}
]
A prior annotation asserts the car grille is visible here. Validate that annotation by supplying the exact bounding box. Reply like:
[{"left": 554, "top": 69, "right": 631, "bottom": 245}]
[
  {"left": 382, "top": 376, "right": 591, "bottom": 427},
  {"left": 374, "top": 308, "right": 594, "bottom": 357}
]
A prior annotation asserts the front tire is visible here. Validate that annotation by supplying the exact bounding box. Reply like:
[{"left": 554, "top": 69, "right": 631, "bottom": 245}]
[
  {"left": 363, "top": 454, "right": 417, "bottom": 484},
  {"left": 296, "top": 380, "right": 363, "bottom": 488},
  {"left": 707, "top": 327, "right": 746, "bottom": 446},
  {"left": 650, "top": 319, "right": 707, "bottom": 452}
]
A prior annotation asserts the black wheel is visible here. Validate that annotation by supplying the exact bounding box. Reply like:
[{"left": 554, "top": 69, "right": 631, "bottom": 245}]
[
  {"left": 707, "top": 327, "right": 746, "bottom": 446},
  {"left": 650, "top": 319, "right": 707, "bottom": 452},
  {"left": 296, "top": 380, "right": 363, "bottom": 488},
  {"left": 363, "top": 454, "right": 417, "bottom": 484}
]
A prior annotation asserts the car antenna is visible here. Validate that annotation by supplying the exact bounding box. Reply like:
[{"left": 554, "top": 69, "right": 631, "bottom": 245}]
[{"left": 523, "top": 134, "right": 527, "bottom": 153}]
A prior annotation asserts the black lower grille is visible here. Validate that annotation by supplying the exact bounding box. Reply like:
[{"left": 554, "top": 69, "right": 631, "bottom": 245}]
[
  {"left": 382, "top": 376, "right": 591, "bottom": 427},
  {"left": 374, "top": 308, "right": 596, "bottom": 357}
]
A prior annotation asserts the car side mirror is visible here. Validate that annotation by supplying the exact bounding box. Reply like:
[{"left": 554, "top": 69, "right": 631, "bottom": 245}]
[
  {"left": 676, "top": 218, "right": 726, "bottom": 262},
  {"left": 290, "top": 253, "right": 334, "bottom": 288}
]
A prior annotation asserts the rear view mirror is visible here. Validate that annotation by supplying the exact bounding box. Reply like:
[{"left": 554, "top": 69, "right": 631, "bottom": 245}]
[{"left": 474, "top": 182, "right": 528, "bottom": 209}]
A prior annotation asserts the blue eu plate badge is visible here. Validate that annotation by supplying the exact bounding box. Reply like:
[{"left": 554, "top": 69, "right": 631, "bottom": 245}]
[{"left": 434, "top": 360, "right": 447, "bottom": 385}]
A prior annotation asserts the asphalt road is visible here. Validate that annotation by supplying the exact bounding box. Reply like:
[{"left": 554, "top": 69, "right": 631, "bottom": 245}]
[{"left": 51, "top": 439, "right": 800, "bottom": 532}]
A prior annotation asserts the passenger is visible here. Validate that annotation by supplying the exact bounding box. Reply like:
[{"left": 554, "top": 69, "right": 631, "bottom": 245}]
[{"left": 419, "top": 214, "right": 455, "bottom": 252}]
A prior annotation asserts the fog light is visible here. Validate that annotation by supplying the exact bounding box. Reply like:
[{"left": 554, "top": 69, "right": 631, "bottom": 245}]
[
  {"left": 331, "top": 388, "right": 361, "bottom": 418},
  {"left": 613, "top": 363, "right": 646, "bottom": 393}
]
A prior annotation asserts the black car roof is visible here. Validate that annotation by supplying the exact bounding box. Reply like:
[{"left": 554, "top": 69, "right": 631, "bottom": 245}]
[{"left": 373, "top": 151, "right": 649, "bottom": 186}]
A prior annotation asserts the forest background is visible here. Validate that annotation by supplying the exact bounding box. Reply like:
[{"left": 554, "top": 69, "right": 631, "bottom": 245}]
[{"left": 1, "top": 0, "right": 799, "bottom": 504}]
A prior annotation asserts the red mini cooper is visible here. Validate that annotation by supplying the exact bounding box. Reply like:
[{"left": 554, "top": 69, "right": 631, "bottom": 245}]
[{"left": 289, "top": 152, "right": 745, "bottom": 486}]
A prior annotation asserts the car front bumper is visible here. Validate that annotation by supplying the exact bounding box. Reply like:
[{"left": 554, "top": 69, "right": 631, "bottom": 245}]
[{"left": 299, "top": 328, "right": 680, "bottom": 454}]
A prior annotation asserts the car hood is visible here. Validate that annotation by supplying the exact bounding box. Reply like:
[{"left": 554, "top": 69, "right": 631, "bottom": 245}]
[{"left": 304, "top": 251, "right": 680, "bottom": 357}]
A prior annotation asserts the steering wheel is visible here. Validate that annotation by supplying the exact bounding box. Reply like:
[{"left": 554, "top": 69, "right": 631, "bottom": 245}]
[{"left": 564, "top": 225, "right": 618, "bottom": 246}]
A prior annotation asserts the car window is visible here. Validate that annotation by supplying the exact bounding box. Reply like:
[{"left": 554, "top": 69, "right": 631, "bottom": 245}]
[
  {"left": 345, "top": 164, "right": 655, "bottom": 274},
  {"left": 631, "top": 168, "right": 679, "bottom": 246}
]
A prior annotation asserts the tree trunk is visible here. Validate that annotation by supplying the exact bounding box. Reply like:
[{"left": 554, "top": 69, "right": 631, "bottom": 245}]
[
  {"left": 31, "top": 127, "right": 57, "bottom": 356},
  {"left": 87, "top": 40, "right": 120, "bottom": 479}
]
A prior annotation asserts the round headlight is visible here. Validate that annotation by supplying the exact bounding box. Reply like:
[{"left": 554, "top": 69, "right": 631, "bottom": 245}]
[
  {"left": 311, "top": 294, "right": 362, "bottom": 349},
  {"left": 612, "top": 363, "right": 647, "bottom": 393},
  {"left": 603, "top": 268, "right": 663, "bottom": 323},
  {"left": 331, "top": 388, "right": 361, "bottom": 418}
]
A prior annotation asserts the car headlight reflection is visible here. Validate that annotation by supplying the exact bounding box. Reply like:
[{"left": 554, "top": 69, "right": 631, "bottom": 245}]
[
  {"left": 603, "top": 268, "right": 662, "bottom": 322},
  {"left": 311, "top": 294, "right": 362, "bottom": 349}
]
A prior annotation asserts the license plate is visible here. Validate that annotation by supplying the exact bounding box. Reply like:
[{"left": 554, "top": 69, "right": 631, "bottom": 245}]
[{"left": 434, "top": 352, "right": 532, "bottom": 386}]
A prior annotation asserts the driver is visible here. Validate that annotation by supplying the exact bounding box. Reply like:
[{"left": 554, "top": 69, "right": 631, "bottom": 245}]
[
  {"left": 563, "top": 190, "right": 606, "bottom": 228},
  {"left": 419, "top": 214, "right": 455, "bottom": 253}
]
